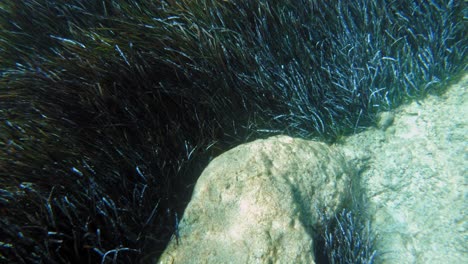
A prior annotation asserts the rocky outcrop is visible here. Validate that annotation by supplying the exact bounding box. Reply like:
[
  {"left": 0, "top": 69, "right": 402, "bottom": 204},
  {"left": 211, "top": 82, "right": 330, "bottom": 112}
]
[
  {"left": 341, "top": 74, "right": 467, "bottom": 263},
  {"left": 158, "top": 74, "right": 467, "bottom": 264},
  {"left": 158, "top": 136, "right": 352, "bottom": 264}
]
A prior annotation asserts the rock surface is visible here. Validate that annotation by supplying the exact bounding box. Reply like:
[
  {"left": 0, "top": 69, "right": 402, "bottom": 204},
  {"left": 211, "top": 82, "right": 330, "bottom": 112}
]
[
  {"left": 158, "top": 74, "right": 467, "bottom": 264},
  {"left": 341, "top": 74, "right": 467, "bottom": 263},
  {"left": 158, "top": 136, "right": 352, "bottom": 264}
]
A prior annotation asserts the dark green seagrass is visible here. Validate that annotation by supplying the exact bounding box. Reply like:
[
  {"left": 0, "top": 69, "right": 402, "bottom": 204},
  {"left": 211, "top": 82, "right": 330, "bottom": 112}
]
[{"left": 0, "top": 0, "right": 465, "bottom": 263}]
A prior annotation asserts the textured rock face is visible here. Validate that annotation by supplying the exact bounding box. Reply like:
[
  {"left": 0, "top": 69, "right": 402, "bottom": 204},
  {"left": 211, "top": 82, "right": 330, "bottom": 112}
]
[
  {"left": 158, "top": 75, "right": 468, "bottom": 264},
  {"left": 158, "top": 136, "right": 352, "bottom": 264},
  {"left": 341, "top": 74, "right": 468, "bottom": 263}
]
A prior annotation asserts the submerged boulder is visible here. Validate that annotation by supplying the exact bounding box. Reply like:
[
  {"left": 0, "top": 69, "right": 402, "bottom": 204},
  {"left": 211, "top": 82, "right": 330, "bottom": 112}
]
[{"left": 158, "top": 135, "right": 352, "bottom": 263}]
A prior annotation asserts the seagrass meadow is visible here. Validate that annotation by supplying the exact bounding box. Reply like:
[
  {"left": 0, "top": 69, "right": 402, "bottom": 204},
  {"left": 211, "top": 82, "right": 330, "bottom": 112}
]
[{"left": 0, "top": 0, "right": 466, "bottom": 263}]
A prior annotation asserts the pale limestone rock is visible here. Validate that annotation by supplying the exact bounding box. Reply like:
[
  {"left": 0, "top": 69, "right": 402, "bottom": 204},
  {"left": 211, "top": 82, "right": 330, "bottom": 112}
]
[
  {"left": 158, "top": 74, "right": 468, "bottom": 264},
  {"left": 340, "top": 74, "right": 468, "bottom": 263},
  {"left": 158, "top": 136, "right": 352, "bottom": 264}
]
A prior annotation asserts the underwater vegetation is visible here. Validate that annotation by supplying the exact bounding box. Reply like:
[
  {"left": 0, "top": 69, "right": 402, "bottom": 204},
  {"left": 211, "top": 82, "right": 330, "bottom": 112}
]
[
  {"left": 315, "top": 208, "right": 377, "bottom": 264},
  {"left": 0, "top": 0, "right": 466, "bottom": 263}
]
